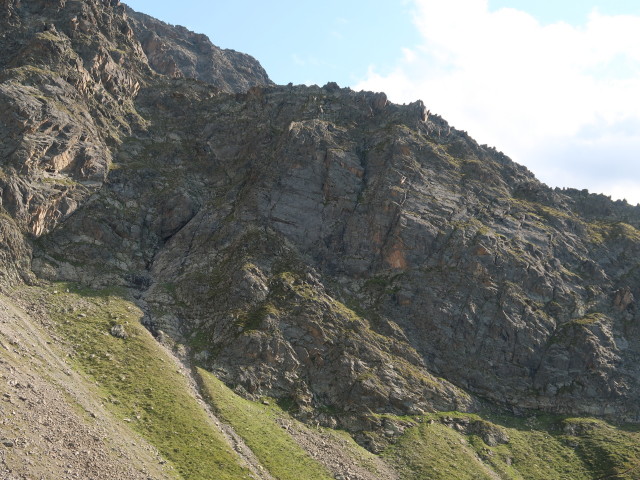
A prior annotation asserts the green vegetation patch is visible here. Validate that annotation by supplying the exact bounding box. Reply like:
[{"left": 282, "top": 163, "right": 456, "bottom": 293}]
[
  {"left": 236, "top": 302, "right": 279, "bottom": 331},
  {"left": 489, "top": 419, "right": 590, "bottom": 479},
  {"left": 565, "top": 313, "right": 608, "bottom": 327},
  {"left": 198, "top": 368, "right": 334, "bottom": 480},
  {"left": 385, "top": 412, "right": 640, "bottom": 480},
  {"left": 383, "top": 419, "right": 497, "bottom": 480},
  {"left": 40, "top": 284, "right": 249, "bottom": 480},
  {"left": 607, "top": 222, "right": 640, "bottom": 242},
  {"left": 585, "top": 221, "right": 640, "bottom": 245},
  {"left": 563, "top": 418, "right": 640, "bottom": 478}
]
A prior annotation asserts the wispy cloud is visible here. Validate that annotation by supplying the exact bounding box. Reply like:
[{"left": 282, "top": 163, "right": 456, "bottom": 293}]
[
  {"left": 329, "top": 16, "right": 349, "bottom": 40},
  {"left": 292, "top": 53, "right": 306, "bottom": 66},
  {"left": 355, "top": 0, "right": 640, "bottom": 205}
]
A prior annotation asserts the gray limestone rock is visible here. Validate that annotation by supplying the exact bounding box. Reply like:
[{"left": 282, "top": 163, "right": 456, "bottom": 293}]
[{"left": 110, "top": 323, "right": 128, "bottom": 339}]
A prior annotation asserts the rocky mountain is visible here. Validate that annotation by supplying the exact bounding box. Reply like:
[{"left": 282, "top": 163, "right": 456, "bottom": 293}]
[
  {"left": 3, "top": 1, "right": 640, "bottom": 479},
  {"left": 124, "top": 6, "right": 273, "bottom": 92}
]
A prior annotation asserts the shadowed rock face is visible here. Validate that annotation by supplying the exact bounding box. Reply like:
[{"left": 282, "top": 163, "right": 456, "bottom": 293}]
[{"left": 3, "top": 0, "right": 640, "bottom": 443}]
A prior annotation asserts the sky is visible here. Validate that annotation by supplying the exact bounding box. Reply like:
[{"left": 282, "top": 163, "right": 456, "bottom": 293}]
[{"left": 125, "top": 0, "right": 640, "bottom": 205}]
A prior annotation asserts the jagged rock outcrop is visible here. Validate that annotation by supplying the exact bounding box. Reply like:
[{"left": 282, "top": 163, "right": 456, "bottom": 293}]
[
  {"left": 0, "top": 0, "right": 149, "bottom": 243},
  {"left": 125, "top": 7, "right": 273, "bottom": 92},
  {"left": 0, "top": 0, "right": 271, "bottom": 279},
  {"left": 3, "top": 0, "right": 640, "bottom": 459}
]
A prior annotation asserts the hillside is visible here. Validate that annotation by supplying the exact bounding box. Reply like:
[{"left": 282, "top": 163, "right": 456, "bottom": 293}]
[{"left": 2, "top": 1, "right": 640, "bottom": 479}]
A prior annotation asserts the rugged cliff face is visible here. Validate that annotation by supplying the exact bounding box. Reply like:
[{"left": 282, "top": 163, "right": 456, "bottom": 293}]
[
  {"left": 3, "top": 1, "right": 640, "bottom": 478},
  {"left": 125, "top": 7, "right": 273, "bottom": 92},
  {"left": 0, "top": 0, "right": 269, "bottom": 283}
]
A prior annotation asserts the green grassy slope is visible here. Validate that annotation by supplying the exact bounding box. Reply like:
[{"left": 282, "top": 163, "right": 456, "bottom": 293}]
[
  {"left": 383, "top": 412, "right": 640, "bottom": 480},
  {"left": 34, "top": 283, "right": 251, "bottom": 480},
  {"left": 198, "top": 368, "right": 334, "bottom": 480},
  {"left": 384, "top": 419, "right": 498, "bottom": 480}
]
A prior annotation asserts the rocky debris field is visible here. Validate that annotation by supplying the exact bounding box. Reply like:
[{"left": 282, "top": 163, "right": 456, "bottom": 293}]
[{"left": 0, "top": 294, "right": 173, "bottom": 480}]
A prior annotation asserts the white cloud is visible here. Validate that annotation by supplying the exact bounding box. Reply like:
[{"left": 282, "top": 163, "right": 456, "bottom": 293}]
[{"left": 354, "top": 0, "right": 640, "bottom": 205}]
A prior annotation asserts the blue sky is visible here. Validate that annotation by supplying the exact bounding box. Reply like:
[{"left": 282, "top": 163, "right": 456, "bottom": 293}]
[
  {"left": 125, "top": 0, "right": 640, "bottom": 205},
  {"left": 126, "top": 0, "right": 421, "bottom": 86}
]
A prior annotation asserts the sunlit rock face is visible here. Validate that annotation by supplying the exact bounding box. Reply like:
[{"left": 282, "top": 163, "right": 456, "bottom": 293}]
[{"left": 3, "top": 0, "right": 640, "bottom": 441}]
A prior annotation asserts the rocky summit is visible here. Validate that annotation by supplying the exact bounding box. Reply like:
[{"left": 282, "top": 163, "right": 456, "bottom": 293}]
[{"left": 2, "top": 1, "right": 640, "bottom": 479}]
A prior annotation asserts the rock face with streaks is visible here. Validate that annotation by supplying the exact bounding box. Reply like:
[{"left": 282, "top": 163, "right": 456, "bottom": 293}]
[
  {"left": 0, "top": 0, "right": 270, "bottom": 282},
  {"left": 3, "top": 0, "right": 640, "bottom": 458}
]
